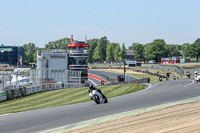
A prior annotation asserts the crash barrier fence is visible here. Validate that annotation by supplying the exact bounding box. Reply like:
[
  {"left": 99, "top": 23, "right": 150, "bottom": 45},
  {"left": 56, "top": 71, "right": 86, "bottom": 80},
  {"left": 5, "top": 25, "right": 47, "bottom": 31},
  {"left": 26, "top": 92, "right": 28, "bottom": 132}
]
[
  {"left": 89, "top": 68, "right": 152, "bottom": 85},
  {"left": 89, "top": 69, "right": 150, "bottom": 85},
  {"left": 88, "top": 70, "right": 110, "bottom": 82},
  {"left": 90, "top": 67, "right": 166, "bottom": 79},
  {"left": 90, "top": 64, "right": 199, "bottom": 77},
  {"left": 0, "top": 69, "right": 82, "bottom": 91},
  {"left": 0, "top": 83, "right": 82, "bottom": 102},
  {"left": 140, "top": 65, "right": 200, "bottom": 77},
  {"left": 105, "top": 78, "right": 150, "bottom": 86}
]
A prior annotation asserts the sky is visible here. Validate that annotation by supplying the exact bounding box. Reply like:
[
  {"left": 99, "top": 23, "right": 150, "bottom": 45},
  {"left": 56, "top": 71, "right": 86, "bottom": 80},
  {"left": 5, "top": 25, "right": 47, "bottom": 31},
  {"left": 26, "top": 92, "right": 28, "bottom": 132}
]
[{"left": 0, "top": 0, "right": 200, "bottom": 48}]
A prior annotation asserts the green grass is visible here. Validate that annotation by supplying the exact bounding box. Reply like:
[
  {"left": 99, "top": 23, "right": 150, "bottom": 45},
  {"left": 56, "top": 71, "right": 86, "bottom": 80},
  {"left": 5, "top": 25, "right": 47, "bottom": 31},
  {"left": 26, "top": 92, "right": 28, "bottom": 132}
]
[
  {"left": 0, "top": 83, "right": 146, "bottom": 115},
  {"left": 130, "top": 73, "right": 161, "bottom": 83}
]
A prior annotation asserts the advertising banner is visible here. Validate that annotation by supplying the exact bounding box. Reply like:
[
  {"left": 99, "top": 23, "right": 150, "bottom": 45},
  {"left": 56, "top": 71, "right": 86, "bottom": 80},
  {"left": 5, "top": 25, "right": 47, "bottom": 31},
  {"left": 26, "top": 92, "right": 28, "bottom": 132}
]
[
  {"left": 51, "top": 84, "right": 55, "bottom": 89},
  {"left": 71, "top": 50, "right": 83, "bottom": 53},
  {"left": 68, "top": 43, "right": 89, "bottom": 47},
  {"left": 13, "top": 89, "right": 22, "bottom": 98}
]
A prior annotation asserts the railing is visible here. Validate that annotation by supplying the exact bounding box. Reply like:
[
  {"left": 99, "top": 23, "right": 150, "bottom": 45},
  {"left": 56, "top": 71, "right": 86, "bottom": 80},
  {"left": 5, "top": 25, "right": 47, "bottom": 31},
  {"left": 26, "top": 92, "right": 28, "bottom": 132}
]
[{"left": 5, "top": 83, "right": 82, "bottom": 101}]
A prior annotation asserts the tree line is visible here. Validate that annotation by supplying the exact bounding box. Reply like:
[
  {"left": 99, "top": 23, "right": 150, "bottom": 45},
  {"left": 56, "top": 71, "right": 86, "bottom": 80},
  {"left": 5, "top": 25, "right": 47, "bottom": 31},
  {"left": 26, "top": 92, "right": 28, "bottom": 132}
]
[
  {"left": 129, "top": 38, "right": 200, "bottom": 62},
  {"left": 23, "top": 37, "right": 200, "bottom": 64}
]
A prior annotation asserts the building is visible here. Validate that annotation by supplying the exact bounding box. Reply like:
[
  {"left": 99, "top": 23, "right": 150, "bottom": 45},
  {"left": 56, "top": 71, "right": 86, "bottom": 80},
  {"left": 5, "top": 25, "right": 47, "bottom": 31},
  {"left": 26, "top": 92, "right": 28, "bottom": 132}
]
[
  {"left": 125, "top": 50, "right": 135, "bottom": 60},
  {"left": 161, "top": 57, "right": 181, "bottom": 64},
  {"left": 68, "top": 41, "right": 89, "bottom": 83},
  {"left": 37, "top": 41, "right": 89, "bottom": 83},
  {"left": 37, "top": 50, "right": 70, "bottom": 84},
  {"left": 0, "top": 45, "right": 25, "bottom": 66}
]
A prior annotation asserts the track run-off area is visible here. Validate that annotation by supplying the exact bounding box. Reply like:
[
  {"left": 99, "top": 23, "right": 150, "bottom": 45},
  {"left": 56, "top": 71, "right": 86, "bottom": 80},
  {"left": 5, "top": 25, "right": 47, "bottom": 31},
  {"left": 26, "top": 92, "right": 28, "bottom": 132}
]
[{"left": 0, "top": 76, "right": 199, "bottom": 133}]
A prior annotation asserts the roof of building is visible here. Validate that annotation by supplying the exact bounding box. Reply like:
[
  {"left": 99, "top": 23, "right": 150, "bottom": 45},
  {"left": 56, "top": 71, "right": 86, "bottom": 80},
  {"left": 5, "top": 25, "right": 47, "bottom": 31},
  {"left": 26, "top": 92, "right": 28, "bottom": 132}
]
[
  {"left": 0, "top": 47, "right": 13, "bottom": 52},
  {"left": 126, "top": 50, "right": 135, "bottom": 56}
]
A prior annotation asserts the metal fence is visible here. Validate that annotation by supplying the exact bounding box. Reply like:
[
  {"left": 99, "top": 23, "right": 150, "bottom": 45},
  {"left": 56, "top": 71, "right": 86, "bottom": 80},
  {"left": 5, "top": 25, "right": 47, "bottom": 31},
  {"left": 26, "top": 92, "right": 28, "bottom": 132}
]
[
  {"left": 1, "top": 68, "right": 82, "bottom": 91},
  {"left": 0, "top": 71, "right": 12, "bottom": 91},
  {"left": 141, "top": 64, "right": 200, "bottom": 77}
]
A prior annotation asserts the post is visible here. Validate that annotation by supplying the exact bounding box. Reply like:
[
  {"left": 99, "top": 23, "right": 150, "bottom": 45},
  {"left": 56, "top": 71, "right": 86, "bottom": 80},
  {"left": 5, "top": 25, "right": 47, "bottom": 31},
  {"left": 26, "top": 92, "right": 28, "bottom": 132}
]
[
  {"left": 10, "top": 72, "right": 12, "bottom": 88},
  {"left": 124, "top": 61, "right": 126, "bottom": 82},
  {"left": 2, "top": 72, "right": 4, "bottom": 90}
]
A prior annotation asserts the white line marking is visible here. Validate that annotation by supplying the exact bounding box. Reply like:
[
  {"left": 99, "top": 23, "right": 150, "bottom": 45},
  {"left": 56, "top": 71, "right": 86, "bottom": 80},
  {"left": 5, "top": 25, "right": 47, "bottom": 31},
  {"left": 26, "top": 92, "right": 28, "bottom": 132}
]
[
  {"left": 151, "top": 82, "right": 162, "bottom": 88},
  {"left": 183, "top": 80, "right": 195, "bottom": 87},
  {"left": 0, "top": 113, "right": 10, "bottom": 117},
  {"left": 146, "top": 83, "right": 152, "bottom": 89}
]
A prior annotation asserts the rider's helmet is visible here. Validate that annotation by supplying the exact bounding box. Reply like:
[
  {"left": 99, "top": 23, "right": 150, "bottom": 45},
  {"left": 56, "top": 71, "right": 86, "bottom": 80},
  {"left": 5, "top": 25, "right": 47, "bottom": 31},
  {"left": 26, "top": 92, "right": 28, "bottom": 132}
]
[
  {"left": 195, "top": 71, "right": 198, "bottom": 74},
  {"left": 90, "top": 84, "right": 94, "bottom": 88}
]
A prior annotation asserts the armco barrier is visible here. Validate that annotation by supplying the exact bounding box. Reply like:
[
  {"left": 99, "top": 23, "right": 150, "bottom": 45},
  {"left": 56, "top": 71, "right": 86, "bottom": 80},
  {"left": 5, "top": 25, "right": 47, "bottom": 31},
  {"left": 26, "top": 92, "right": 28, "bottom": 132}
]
[
  {"left": 51, "top": 83, "right": 55, "bottom": 89},
  {"left": 26, "top": 87, "right": 32, "bottom": 95},
  {"left": 37, "top": 85, "right": 42, "bottom": 92},
  {"left": 0, "top": 91, "right": 7, "bottom": 102},
  {"left": 56, "top": 83, "right": 62, "bottom": 89},
  {"left": 32, "top": 86, "right": 37, "bottom": 93},
  {"left": 1, "top": 82, "right": 82, "bottom": 102},
  {"left": 21, "top": 87, "right": 26, "bottom": 96}
]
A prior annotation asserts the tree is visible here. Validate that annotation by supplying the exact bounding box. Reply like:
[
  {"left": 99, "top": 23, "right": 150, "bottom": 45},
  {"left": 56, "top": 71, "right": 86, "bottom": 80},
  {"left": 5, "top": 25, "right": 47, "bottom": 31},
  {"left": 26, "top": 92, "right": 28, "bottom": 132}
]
[
  {"left": 113, "top": 43, "right": 121, "bottom": 61},
  {"left": 23, "top": 43, "right": 37, "bottom": 64},
  {"left": 87, "top": 39, "right": 98, "bottom": 63},
  {"left": 98, "top": 36, "right": 109, "bottom": 61},
  {"left": 119, "top": 43, "right": 126, "bottom": 60},
  {"left": 133, "top": 44, "right": 145, "bottom": 60},
  {"left": 167, "top": 45, "right": 181, "bottom": 57},
  {"left": 191, "top": 38, "right": 200, "bottom": 62},
  {"left": 183, "top": 39, "right": 200, "bottom": 62},
  {"left": 128, "top": 43, "right": 140, "bottom": 50},
  {"left": 45, "top": 37, "right": 71, "bottom": 49},
  {"left": 144, "top": 44, "right": 154, "bottom": 61},
  {"left": 93, "top": 45, "right": 101, "bottom": 62},
  {"left": 106, "top": 43, "right": 114, "bottom": 62},
  {"left": 144, "top": 39, "right": 168, "bottom": 62},
  {"left": 183, "top": 44, "right": 193, "bottom": 58}
]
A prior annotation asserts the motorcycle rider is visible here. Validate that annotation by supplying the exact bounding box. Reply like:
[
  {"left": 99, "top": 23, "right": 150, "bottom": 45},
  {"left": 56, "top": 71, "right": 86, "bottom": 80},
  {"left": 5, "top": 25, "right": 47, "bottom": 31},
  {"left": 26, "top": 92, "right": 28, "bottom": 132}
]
[
  {"left": 186, "top": 71, "right": 190, "bottom": 78},
  {"left": 88, "top": 85, "right": 105, "bottom": 99},
  {"left": 195, "top": 71, "right": 199, "bottom": 80},
  {"left": 159, "top": 75, "right": 162, "bottom": 82},
  {"left": 195, "top": 71, "right": 198, "bottom": 77}
]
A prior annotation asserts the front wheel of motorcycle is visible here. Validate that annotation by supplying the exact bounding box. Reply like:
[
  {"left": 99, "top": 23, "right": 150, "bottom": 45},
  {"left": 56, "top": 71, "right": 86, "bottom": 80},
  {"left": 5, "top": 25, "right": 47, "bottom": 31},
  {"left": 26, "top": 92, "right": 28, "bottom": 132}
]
[{"left": 94, "top": 94, "right": 100, "bottom": 104}]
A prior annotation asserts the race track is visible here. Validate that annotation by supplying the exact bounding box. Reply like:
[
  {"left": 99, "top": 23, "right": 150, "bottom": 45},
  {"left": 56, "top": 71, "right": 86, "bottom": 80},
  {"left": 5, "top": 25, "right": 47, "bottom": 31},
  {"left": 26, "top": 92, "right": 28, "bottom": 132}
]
[{"left": 0, "top": 78, "right": 199, "bottom": 133}]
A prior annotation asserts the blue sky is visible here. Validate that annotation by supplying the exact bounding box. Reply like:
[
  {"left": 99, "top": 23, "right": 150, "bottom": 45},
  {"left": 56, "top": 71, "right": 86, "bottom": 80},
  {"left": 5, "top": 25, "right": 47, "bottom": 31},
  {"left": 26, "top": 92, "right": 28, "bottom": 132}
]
[{"left": 0, "top": 0, "right": 200, "bottom": 48}]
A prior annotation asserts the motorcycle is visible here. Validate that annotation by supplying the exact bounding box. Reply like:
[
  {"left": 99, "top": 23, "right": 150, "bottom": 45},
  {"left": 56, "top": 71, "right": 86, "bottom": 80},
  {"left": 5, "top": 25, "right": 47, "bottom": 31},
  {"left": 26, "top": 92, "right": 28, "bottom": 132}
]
[
  {"left": 194, "top": 71, "right": 200, "bottom": 82},
  {"left": 89, "top": 89, "right": 108, "bottom": 104},
  {"left": 159, "top": 76, "right": 162, "bottom": 82},
  {"left": 186, "top": 72, "right": 190, "bottom": 78}
]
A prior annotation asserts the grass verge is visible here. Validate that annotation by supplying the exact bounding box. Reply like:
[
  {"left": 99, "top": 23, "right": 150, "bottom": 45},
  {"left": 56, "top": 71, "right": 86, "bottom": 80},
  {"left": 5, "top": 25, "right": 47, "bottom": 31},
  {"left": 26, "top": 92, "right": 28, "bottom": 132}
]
[{"left": 0, "top": 83, "right": 146, "bottom": 115}]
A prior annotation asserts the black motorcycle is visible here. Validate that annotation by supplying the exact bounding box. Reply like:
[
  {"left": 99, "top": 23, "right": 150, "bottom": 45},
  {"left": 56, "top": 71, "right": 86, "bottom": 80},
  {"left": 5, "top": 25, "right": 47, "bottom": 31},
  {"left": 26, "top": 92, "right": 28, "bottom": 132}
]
[{"left": 186, "top": 72, "right": 190, "bottom": 78}]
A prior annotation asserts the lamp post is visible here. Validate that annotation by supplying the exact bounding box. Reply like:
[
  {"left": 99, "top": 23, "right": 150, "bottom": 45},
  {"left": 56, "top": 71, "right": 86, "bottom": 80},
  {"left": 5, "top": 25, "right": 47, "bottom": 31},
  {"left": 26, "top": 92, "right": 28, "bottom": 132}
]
[
  {"left": 2, "top": 72, "right": 5, "bottom": 90},
  {"left": 124, "top": 61, "right": 126, "bottom": 82}
]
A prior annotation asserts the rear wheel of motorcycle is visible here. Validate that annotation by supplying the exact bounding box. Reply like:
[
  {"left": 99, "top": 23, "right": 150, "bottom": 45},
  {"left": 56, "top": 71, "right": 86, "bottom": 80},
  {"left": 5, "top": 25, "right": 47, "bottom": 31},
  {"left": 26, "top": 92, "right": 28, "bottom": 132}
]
[
  {"left": 104, "top": 96, "right": 108, "bottom": 103},
  {"left": 94, "top": 94, "right": 100, "bottom": 104}
]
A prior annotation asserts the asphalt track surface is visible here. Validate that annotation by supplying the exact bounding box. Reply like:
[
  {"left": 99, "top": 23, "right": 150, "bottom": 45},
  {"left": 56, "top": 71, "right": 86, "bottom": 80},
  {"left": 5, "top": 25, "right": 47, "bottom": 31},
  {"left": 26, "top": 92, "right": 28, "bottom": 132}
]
[
  {"left": 0, "top": 79, "right": 199, "bottom": 133},
  {"left": 88, "top": 70, "right": 136, "bottom": 82}
]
